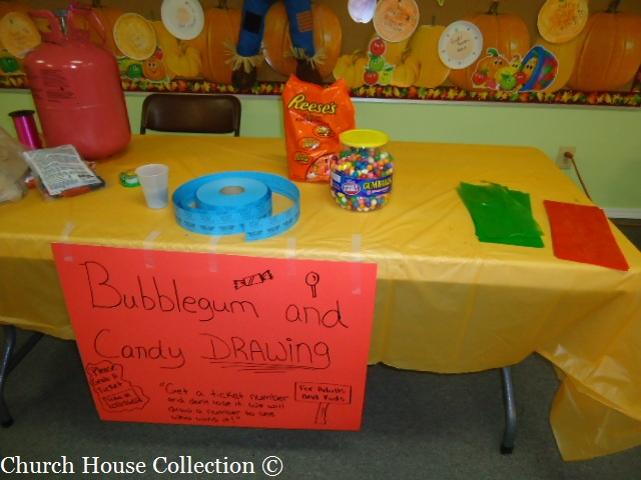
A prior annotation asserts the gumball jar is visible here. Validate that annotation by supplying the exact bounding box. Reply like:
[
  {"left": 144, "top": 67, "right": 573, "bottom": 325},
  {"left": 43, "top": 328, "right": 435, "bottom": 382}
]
[{"left": 330, "top": 129, "right": 394, "bottom": 212}]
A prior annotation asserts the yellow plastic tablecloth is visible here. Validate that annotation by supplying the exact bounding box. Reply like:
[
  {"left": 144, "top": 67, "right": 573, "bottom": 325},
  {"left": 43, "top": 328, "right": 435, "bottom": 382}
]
[{"left": 1, "top": 136, "right": 641, "bottom": 460}]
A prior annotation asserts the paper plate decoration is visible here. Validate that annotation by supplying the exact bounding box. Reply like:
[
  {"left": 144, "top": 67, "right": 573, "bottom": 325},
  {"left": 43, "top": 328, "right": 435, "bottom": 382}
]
[
  {"left": 113, "top": 13, "right": 157, "bottom": 61},
  {"left": 438, "top": 20, "right": 483, "bottom": 70},
  {"left": 0, "top": 11, "right": 41, "bottom": 58},
  {"left": 373, "top": 0, "right": 419, "bottom": 43},
  {"left": 160, "top": 0, "right": 205, "bottom": 41},
  {"left": 538, "top": 0, "right": 588, "bottom": 44},
  {"left": 448, "top": 4, "right": 530, "bottom": 92},
  {"left": 348, "top": 0, "right": 376, "bottom": 24}
]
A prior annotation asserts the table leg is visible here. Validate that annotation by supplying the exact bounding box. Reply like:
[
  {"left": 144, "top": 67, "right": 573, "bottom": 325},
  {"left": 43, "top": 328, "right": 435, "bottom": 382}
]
[
  {"left": 500, "top": 366, "right": 517, "bottom": 454},
  {"left": 0, "top": 325, "right": 17, "bottom": 427},
  {"left": 0, "top": 325, "right": 44, "bottom": 428}
]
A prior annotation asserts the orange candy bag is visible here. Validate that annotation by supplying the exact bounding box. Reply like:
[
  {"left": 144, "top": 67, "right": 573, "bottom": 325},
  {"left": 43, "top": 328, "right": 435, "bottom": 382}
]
[{"left": 282, "top": 76, "right": 355, "bottom": 182}]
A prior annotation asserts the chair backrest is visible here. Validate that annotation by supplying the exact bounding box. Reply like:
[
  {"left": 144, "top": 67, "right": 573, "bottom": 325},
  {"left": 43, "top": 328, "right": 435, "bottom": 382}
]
[{"left": 140, "top": 94, "right": 241, "bottom": 136}]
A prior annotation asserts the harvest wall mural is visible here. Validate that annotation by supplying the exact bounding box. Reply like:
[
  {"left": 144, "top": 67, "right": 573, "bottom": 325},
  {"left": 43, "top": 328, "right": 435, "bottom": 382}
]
[{"left": 1, "top": 0, "right": 641, "bottom": 107}]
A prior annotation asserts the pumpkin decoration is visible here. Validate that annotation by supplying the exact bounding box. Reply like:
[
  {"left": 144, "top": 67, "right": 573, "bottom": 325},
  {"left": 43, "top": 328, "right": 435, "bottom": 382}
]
[
  {"left": 538, "top": 0, "right": 588, "bottom": 44},
  {"left": 567, "top": 0, "right": 641, "bottom": 92},
  {"left": 535, "top": 35, "right": 582, "bottom": 92},
  {"left": 167, "top": 46, "right": 201, "bottom": 79},
  {"left": 0, "top": 1, "right": 29, "bottom": 28},
  {"left": 0, "top": 10, "right": 41, "bottom": 58},
  {"left": 449, "top": 1, "right": 530, "bottom": 91},
  {"left": 263, "top": 1, "right": 342, "bottom": 79},
  {"left": 0, "top": 2, "right": 10, "bottom": 21},
  {"left": 143, "top": 53, "right": 167, "bottom": 81},
  {"left": 69, "top": 6, "right": 123, "bottom": 56},
  {"left": 408, "top": 24, "right": 450, "bottom": 88},
  {"left": 195, "top": 2, "right": 241, "bottom": 84},
  {"left": 0, "top": 1, "right": 36, "bottom": 39},
  {"left": 332, "top": 51, "right": 367, "bottom": 88},
  {"left": 391, "top": 53, "right": 419, "bottom": 87},
  {"left": 152, "top": 21, "right": 202, "bottom": 78}
]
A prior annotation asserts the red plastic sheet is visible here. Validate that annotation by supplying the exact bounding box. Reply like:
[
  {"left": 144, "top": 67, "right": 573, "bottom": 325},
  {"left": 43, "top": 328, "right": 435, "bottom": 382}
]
[{"left": 544, "top": 200, "right": 629, "bottom": 271}]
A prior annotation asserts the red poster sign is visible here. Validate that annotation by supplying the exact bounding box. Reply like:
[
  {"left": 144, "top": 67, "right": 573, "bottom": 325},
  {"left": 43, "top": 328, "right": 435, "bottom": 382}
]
[{"left": 52, "top": 244, "right": 377, "bottom": 430}]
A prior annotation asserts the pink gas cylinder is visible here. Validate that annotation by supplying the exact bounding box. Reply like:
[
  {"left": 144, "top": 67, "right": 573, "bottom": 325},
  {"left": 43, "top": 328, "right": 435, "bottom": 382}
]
[{"left": 23, "top": 5, "right": 130, "bottom": 160}]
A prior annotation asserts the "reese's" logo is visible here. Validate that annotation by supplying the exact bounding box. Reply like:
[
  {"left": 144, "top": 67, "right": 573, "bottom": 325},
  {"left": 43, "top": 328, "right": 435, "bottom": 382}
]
[{"left": 287, "top": 94, "right": 337, "bottom": 115}]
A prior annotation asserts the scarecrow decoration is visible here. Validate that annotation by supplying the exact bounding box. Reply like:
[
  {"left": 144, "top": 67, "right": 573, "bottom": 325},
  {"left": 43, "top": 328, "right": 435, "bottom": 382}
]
[{"left": 231, "top": 0, "right": 322, "bottom": 89}]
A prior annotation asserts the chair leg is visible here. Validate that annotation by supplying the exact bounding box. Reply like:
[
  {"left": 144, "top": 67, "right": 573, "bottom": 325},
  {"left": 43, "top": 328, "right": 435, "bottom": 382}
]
[
  {"left": 0, "top": 325, "right": 44, "bottom": 428},
  {"left": 500, "top": 366, "right": 517, "bottom": 454},
  {"left": 0, "top": 325, "right": 17, "bottom": 427}
]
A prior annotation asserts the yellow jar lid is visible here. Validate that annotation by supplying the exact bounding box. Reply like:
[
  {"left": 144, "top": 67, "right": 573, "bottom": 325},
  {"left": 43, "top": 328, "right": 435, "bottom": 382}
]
[{"left": 339, "top": 129, "right": 389, "bottom": 148}]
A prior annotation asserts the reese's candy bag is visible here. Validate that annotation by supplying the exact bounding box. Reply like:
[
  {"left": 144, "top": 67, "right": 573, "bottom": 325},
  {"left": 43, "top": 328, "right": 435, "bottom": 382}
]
[{"left": 282, "top": 76, "right": 355, "bottom": 182}]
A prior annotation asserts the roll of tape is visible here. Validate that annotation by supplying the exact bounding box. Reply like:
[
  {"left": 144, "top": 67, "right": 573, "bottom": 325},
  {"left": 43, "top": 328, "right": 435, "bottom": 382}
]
[{"left": 172, "top": 171, "right": 300, "bottom": 241}]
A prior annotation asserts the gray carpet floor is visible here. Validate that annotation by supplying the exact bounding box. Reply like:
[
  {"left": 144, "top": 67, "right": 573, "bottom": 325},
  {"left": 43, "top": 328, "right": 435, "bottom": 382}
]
[{"left": 2, "top": 221, "right": 641, "bottom": 479}]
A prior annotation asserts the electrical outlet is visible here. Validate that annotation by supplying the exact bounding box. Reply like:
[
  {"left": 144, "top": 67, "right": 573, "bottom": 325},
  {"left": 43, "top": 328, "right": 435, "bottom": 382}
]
[{"left": 556, "top": 146, "right": 576, "bottom": 169}]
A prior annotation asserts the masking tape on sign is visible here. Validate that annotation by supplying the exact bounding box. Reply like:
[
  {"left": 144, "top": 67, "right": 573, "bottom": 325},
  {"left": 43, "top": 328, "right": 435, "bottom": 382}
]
[{"left": 172, "top": 172, "right": 300, "bottom": 241}]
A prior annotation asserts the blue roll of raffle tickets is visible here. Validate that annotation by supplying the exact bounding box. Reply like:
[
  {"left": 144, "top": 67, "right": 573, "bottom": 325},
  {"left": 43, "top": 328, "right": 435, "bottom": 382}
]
[{"left": 172, "top": 171, "right": 300, "bottom": 241}]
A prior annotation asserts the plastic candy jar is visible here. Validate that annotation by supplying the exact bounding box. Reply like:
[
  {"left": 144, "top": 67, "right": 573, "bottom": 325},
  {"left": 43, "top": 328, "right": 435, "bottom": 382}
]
[{"left": 330, "top": 129, "right": 394, "bottom": 212}]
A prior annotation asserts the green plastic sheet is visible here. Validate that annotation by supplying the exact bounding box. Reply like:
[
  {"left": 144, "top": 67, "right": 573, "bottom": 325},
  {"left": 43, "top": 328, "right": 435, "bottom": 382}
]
[{"left": 457, "top": 182, "right": 544, "bottom": 248}]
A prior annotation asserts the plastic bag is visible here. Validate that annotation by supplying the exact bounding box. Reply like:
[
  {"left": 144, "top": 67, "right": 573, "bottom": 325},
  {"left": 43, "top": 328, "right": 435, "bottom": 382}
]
[
  {"left": 0, "top": 127, "right": 28, "bottom": 203},
  {"left": 22, "top": 145, "right": 105, "bottom": 199},
  {"left": 457, "top": 182, "right": 544, "bottom": 248},
  {"left": 283, "top": 76, "right": 355, "bottom": 182}
]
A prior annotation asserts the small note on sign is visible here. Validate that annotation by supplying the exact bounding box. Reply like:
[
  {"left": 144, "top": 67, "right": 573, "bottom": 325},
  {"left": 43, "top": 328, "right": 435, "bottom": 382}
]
[{"left": 52, "top": 244, "right": 377, "bottom": 430}]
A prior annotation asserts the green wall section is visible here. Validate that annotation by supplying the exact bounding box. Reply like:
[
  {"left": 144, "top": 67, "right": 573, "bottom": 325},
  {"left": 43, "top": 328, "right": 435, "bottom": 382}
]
[{"left": 1, "top": 89, "right": 640, "bottom": 210}]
